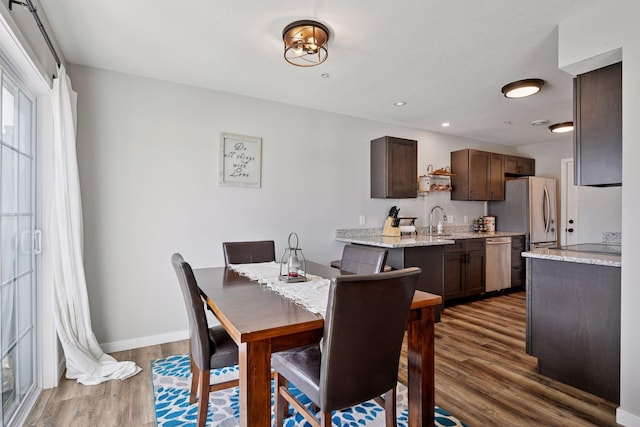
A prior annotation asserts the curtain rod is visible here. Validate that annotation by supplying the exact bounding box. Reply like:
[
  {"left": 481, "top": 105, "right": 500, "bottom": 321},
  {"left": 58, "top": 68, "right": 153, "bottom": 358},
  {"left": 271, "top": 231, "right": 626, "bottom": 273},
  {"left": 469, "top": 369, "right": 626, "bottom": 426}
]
[{"left": 9, "top": 0, "right": 61, "bottom": 68}]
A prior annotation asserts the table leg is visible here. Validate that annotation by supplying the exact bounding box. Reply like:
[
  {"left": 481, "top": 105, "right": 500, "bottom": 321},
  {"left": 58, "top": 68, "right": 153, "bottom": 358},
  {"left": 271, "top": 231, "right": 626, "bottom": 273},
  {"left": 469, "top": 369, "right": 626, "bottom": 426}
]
[
  {"left": 239, "top": 339, "right": 272, "bottom": 427},
  {"left": 407, "top": 306, "right": 435, "bottom": 427}
]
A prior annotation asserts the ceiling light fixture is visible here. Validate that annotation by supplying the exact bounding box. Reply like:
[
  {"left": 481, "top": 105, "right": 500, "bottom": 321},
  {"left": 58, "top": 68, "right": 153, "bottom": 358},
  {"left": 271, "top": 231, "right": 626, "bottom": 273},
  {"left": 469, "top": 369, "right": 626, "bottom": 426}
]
[
  {"left": 442, "top": 122, "right": 451, "bottom": 127},
  {"left": 531, "top": 119, "right": 549, "bottom": 126},
  {"left": 394, "top": 101, "right": 407, "bottom": 107},
  {"left": 283, "top": 20, "right": 330, "bottom": 67},
  {"left": 501, "top": 79, "right": 545, "bottom": 98},
  {"left": 549, "top": 122, "right": 574, "bottom": 133}
]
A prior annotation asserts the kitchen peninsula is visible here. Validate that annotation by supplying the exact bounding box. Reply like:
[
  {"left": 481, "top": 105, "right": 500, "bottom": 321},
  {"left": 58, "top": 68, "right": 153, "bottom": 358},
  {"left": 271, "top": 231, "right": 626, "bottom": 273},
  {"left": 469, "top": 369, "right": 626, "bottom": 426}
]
[
  {"left": 336, "top": 228, "right": 524, "bottom": 315},
  {"left": 523, "top": 246, "right": 621, "bottom": 403}
]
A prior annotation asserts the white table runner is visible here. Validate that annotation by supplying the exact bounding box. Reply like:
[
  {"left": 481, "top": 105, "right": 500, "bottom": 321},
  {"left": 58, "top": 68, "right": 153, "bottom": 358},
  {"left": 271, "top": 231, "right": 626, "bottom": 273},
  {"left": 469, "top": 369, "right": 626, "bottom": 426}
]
[{"left": 229, "top": 262, "right": 330, "bottom": 318}]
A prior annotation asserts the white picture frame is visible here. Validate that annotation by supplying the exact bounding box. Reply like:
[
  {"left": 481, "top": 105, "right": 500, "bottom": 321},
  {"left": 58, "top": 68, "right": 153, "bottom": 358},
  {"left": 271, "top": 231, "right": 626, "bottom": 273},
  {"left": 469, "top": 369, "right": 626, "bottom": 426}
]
[{"left": 219, "top": 133, "right": 262, "bottom": 188}]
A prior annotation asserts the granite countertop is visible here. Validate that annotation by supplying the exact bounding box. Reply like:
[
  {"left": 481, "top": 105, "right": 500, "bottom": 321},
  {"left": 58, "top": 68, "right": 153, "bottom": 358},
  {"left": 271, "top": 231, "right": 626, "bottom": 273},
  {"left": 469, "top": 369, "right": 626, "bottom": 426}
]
[
  {"left": 336, "top": 229, "right": 524, "bottom": 249},
  {"left": 522, "top": 247, "right": 621, "bottom": 268}
]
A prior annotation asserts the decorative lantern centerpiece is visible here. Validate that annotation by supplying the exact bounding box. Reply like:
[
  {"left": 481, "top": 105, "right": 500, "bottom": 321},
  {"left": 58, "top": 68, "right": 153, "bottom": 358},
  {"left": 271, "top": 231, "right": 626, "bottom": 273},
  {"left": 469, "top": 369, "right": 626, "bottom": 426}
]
[{"left": 279, "top": 232, "right": 307, "bottom": 283}]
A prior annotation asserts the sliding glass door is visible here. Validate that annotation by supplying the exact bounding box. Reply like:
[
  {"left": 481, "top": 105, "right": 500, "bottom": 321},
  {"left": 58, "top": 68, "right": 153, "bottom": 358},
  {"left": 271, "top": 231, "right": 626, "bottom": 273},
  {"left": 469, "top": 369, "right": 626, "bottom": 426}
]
[{"left": 0, "top": 63, "right": 37, "bottom": 426}]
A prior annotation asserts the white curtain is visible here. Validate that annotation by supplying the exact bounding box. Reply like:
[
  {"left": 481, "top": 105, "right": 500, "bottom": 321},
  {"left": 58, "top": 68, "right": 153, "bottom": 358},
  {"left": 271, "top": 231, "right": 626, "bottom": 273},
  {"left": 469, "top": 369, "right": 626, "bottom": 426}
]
[{"left": 49, "top": 65, "right": 141, "bottom": 385}]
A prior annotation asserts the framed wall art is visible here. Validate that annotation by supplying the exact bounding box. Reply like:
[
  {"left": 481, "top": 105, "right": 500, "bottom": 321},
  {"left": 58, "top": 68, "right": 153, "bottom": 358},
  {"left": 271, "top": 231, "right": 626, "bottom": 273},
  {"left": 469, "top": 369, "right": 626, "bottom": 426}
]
[{"left": 219, "top": 133, "right": 262, "bottom": 188}]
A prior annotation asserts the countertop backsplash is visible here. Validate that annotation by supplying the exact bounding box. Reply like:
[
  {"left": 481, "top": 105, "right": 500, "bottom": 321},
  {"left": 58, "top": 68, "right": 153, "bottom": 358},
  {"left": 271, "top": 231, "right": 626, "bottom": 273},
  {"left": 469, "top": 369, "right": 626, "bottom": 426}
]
[{"left": 603, "top": 232, "right": 621, "bottom": 245}]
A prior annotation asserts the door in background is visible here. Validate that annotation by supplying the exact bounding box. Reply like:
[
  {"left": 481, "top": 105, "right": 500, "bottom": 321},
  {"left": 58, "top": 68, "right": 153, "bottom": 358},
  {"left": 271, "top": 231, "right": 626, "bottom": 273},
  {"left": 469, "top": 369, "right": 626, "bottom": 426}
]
[{"left": 561, "top": 158, "right": 578, "bottom": 246}]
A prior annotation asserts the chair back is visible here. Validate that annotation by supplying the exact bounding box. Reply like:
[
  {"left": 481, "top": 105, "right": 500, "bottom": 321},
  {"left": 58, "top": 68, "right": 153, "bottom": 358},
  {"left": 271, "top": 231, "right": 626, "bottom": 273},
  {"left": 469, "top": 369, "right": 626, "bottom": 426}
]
[
  {"left": 339, "top": 244, "right": 388, "bottom": 274},
  {"left": 171, "top": 253, "right": 212, "bottom": 371},
  {"left": 319, "top": 267, "right": 420, "bottom": 411},
  {"left": 222, "top": 240, "right": 276, "bottom": 265}
]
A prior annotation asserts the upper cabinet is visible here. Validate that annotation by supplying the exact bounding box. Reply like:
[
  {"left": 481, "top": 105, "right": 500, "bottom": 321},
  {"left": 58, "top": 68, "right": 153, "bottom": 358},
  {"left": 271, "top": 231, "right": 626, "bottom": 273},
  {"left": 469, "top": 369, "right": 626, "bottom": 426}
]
[
  {"left": 370, "top": 136, "right": 417, "bottom": 198},
  {"left": 574, "top": 62, "right": 622, "bottom": 187},
  {"left": 450, "top": 149, "right": 505, "bottom": 201},
  {"left": 504, "top": 155, "right": 535, "bottom": 176}
]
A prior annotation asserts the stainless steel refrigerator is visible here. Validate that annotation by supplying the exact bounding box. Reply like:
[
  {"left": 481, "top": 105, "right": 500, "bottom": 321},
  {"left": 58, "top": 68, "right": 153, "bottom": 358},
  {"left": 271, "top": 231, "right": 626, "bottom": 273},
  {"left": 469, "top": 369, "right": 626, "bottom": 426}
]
[{"left": 488, "top": 176, "right": 557, "bottom": 249}]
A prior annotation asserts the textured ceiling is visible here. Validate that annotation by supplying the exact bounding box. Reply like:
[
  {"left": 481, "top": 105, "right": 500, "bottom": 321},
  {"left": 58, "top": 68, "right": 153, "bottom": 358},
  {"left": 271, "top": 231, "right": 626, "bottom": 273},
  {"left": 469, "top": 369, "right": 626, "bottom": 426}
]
[{"left": 40, "top": 0, "right": 602, "bottom": 146}]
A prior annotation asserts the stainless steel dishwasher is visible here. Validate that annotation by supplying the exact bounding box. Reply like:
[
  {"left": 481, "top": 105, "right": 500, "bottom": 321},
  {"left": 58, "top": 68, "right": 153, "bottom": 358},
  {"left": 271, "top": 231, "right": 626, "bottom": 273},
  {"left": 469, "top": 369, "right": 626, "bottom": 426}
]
[{"left": 485, "top": 237, "right": 511, "bottom": 292}]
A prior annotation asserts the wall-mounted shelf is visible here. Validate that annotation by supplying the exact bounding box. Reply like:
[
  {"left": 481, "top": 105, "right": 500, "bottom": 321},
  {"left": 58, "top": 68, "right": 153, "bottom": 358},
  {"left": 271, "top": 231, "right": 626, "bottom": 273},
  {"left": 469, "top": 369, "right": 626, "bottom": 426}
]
[{"left": 418, "top": 170, "right": 455, "bottom": 195}]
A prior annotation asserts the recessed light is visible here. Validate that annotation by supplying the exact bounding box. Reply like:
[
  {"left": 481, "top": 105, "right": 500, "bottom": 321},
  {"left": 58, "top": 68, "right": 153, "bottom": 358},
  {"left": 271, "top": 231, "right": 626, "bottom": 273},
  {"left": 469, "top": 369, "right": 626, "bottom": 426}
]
[
  {"left": 501, "top": 79, "right": 545, "bottom": 98},
  {"left": 441, "top": 122, "right": 451, "bottom": 127},
  {"left": 549, "top": 122, "right": 574, "bottom": 133},
  {"left": 531, "top": 119, "right": 549, "bottom": 126},
  {"left": 394, "top": 101, "right": 407, "bottom": 107}
]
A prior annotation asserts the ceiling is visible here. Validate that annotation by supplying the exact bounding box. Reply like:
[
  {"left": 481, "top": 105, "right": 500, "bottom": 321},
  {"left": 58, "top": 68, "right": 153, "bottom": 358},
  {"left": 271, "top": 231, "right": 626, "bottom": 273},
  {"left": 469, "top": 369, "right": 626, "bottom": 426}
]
[{"left": 39, "top": 0, "right": 602, "bottom": 147}]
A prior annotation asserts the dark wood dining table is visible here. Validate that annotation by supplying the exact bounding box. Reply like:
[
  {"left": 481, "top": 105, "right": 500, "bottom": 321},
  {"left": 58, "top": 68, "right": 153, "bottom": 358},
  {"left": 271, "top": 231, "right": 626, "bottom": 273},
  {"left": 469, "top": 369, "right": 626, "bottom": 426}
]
[{"left": 194, "top": 261, "right": 441, "bottom": 427}]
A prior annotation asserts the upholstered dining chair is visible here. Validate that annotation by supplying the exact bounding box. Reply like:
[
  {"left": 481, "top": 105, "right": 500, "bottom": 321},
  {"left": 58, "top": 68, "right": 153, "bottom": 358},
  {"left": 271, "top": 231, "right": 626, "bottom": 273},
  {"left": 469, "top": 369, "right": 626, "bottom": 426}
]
[
  {"left": 272, "top": 267, "right": 421, "bottom": 427},
  {"left": 222, "top": 240, "right": 276, "bottom": 265},
  {"left": 339, "top": 244, "right": 389, "bottom": 274},
  {"left": 171, "top": 253, "right": 239, "bottom": 427}
]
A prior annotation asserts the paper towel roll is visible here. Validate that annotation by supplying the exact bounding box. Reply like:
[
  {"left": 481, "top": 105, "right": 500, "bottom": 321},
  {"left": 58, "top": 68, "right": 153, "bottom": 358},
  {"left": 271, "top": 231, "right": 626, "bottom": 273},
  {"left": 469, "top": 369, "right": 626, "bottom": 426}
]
[{"left": 399, "top": 225, "right": 416, "bottom": 233}]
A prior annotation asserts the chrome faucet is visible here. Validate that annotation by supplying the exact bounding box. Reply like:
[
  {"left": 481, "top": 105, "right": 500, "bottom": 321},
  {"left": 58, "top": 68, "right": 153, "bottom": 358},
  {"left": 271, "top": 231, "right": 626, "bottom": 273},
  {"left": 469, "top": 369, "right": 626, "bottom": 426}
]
[{"left": 429, "top": 205, "right": 446, "bottom": 234}]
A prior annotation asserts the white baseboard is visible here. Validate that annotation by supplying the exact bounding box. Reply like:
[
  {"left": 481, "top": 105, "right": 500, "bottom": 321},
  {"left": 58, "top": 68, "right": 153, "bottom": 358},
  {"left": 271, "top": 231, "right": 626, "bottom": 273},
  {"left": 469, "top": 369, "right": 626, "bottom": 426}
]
[
  {"left": 100, "top": 329, "right": 189, "bottom": 353},
  {"left": 618, "top": 407, "right": 640, "bottom": 427}
]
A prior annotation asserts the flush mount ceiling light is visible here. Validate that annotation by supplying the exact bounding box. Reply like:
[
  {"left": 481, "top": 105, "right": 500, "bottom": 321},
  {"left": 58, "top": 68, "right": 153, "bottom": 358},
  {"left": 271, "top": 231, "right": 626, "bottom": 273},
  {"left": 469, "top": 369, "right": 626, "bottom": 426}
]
[
  {"left": 501, "top": 79, "right": 545, "bottom": 98},
  {"left": 394, "top": 101, "right": 407, "bottom": 107},
  {"left": 531, "top": 119, "right": 549, "bottom": 126},
  {"left": 283, "top": 20, "right": 330, "bottom": 67},
  {"left": 549, "top": 122, "right": 574, "bottom": 133}
]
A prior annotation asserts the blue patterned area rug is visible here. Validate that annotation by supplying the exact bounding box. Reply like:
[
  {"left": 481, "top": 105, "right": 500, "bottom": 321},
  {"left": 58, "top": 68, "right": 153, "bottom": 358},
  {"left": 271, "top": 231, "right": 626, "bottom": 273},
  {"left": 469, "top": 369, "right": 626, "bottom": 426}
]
[{"left": 151, "top": 354, "right": 467, "bottom": 427}]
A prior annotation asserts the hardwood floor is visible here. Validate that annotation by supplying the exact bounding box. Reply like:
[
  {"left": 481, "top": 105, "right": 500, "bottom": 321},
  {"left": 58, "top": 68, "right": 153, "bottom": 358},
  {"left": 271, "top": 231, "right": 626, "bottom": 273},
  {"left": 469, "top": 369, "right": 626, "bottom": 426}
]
[
  {"left": 25, "top": 291, "right": 618, "bottom": 426},
  {"left": 23, "top": 340, "right": 189, "bottom": 427},
  {"left": 399, "top": 291, "right": 619, "bottom": 426}
]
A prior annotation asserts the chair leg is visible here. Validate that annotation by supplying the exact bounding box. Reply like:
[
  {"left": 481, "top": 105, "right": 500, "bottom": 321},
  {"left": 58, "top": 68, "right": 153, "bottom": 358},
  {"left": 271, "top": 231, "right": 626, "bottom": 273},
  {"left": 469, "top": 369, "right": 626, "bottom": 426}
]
[
  {"left": 196, "top": 369, "right": 210, "bottom": 427},
  {"left": 384, "top": 388, "right": 397, "bottom": 427},
  {"left": 274, "top": 372, "right": 289, "bottom": 427},
  {"left": 189, "top": 355, "right": 198, "bottom": 405},
  {"left": 320, "top": 411, "right": 332, "bottom": 427}
]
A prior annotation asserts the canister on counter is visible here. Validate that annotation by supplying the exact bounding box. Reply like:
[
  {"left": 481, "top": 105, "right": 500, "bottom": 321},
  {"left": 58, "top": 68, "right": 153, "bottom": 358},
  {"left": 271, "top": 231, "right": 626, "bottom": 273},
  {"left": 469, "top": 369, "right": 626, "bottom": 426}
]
[{"left": 484, "top": 215, "right": 495, "bottom": 232}]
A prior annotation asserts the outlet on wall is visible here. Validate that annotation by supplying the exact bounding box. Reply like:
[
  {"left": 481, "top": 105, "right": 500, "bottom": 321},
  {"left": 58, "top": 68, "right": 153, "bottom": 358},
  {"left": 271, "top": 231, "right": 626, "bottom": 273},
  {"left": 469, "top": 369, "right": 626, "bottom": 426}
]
[
  {"left": 359, "top": 215, "right": 366, "bottom": 225},
  {"left": 464, "top": 215, "right": 469, "bottom": 224},
  {"left": 448, "top": 215, "right": 454, "bottom": 224}
]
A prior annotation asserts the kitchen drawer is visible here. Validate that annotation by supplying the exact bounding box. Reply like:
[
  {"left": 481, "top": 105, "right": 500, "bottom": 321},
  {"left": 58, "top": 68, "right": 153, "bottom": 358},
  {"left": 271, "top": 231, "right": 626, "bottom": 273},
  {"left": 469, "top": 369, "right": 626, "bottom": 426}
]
[
  {"left": 444, "top": 241, "right": 465, "bottom": 252},
  {"left": 466, "top": 239, "right": 485, "bottom": 251}
]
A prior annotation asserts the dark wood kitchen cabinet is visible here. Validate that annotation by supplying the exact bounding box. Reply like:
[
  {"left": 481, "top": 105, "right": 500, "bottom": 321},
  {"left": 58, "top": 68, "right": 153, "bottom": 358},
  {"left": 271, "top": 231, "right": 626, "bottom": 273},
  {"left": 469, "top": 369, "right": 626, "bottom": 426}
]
[
  {"left": 504, "top": 155, "right": 535, "bottom": 176},
  {"left": 574, "top": 61, "right": 622, "bottom": 186},
  {"left": 510, "top": 235, "right": 525, "bottom": 287},
  {"left": 386, "top": 245, "right": 445, "bottom": 319},
  {"left": 527, "top": 257, "right": 621, "bottom": 403},
  {"left": 443, "top": 239, "right": 485, "bottom": 301},
  {"left": 450, "top": 149, "right": 504, "bottom": 201},
  {"left": 370, "top": 136, "right": 417, "bottom": 198}
]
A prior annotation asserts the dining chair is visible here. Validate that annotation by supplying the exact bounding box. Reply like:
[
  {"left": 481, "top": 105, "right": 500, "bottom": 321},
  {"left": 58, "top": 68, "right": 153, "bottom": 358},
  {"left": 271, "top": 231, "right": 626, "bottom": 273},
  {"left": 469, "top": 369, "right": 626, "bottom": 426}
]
[
  {"left": 272, "top": 267, "right": 421, "bottom": 427},
  {"left": 171, "top": 253, "right": 239, "bottom": 427},
  {"left": 222, "top": 240, "right": 276, "bottom": 265},
  {"left": 339, "top": 244, "right": 389, "bottom": 274}
]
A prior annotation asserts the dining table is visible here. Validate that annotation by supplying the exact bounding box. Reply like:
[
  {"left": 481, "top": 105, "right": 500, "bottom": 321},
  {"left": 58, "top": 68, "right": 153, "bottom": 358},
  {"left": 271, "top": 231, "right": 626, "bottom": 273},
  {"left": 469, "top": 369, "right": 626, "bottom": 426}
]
[{"left": 194, "top": 261, "right": 442, "bottom": 427}]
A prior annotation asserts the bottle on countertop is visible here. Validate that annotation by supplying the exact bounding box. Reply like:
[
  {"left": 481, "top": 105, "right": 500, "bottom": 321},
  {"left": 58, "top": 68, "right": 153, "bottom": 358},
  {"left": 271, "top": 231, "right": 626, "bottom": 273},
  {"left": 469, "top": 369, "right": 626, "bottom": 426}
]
[{"left": 437, "top": 221, "right": 444, "bottom": 233}]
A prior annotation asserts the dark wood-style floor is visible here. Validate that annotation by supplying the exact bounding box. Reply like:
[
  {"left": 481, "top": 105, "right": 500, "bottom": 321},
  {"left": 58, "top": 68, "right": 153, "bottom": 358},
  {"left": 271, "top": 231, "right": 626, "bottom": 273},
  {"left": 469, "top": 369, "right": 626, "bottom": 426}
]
[{"left": 25, "top": 292, "right": 619, "bottom": 426}]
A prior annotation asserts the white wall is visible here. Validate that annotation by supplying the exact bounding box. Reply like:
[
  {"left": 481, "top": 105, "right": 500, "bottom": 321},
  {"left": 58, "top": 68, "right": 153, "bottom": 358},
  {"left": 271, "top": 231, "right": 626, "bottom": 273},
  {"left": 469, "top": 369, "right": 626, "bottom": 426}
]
[
  {"left": 559, "top": 1, "right": 640, "bottom": 425},
  {"left": 68, "top": 64, "right": 519, "bottom": 350}
]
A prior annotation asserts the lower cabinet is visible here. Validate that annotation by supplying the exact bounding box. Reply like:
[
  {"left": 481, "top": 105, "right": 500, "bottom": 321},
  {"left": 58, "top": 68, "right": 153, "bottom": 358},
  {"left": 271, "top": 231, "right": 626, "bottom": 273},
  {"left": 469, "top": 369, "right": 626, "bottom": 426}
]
[
  {"left": 527, "top": 257, "right": 620, "bottom": 403},
  {"left": 511, "top": 235, "right": 525, "bottom": 287},
  {"left": 444, "top": 239, "right": 485, "bottom": 301},
  {"left": 386, "top": 245, "right": 445, "bottom": 320}
]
